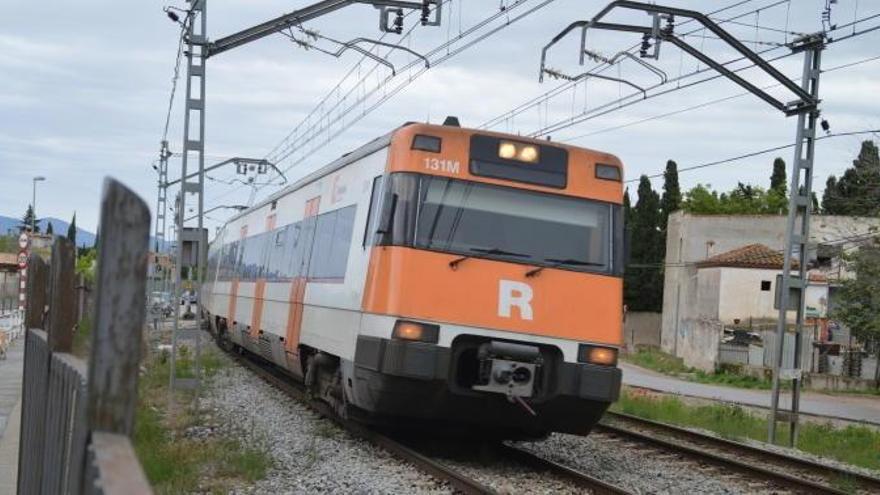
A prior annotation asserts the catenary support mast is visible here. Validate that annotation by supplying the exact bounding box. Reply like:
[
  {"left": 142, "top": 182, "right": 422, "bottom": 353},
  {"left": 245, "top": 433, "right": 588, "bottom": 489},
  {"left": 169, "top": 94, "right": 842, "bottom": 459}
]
[
  {"left": 769, "top": 35, "right": 824, "bottom": 446},
  {"left": 537, "top": 1, "right": 824, "bottom": 447}
]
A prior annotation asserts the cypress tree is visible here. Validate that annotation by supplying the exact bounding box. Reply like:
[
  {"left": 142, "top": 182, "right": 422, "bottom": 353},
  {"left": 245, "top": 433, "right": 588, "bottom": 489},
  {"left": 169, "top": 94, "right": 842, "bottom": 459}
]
[
  {"left": 46, "top": 221, "right": 54, "bottom": 235},
  {"left": 624, "top": 176, "right": 664, "bottom": 312},
  {"left": 660, "top": 160, "right": 681, "bottom": 227},
  {"left": 770, "top": 157, "right": 787, "bottom": 194},
  {"left": 67, "top": 213, "right": 77, "bottom": 245}
]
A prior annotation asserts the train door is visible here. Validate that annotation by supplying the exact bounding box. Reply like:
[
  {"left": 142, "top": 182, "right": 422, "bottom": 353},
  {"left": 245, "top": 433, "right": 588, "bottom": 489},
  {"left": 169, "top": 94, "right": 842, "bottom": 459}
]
[{"left": 284, "top": 197, "right": 320, "bottom": 372}]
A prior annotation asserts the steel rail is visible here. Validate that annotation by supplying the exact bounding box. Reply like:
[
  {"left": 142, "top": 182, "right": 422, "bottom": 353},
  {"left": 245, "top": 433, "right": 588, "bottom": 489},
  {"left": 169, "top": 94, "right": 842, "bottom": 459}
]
[
  {"left": 497, "top": 444, "right": 633, "bottom": 495},
  {"left": 598, "top": 412, "right": 880, "bottom": 494},
  {"left": 603, "top": 412, "right": 880, "bottom": 493},
  {"left": 226, "top": 350, "right": 496, "bottom": 495},
  {"left": 222, "top": 344, "right": 633, "bottom": 494}
]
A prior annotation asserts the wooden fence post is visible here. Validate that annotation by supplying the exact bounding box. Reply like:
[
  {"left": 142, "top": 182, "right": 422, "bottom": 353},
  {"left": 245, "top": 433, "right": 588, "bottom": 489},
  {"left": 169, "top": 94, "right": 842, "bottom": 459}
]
[
  {"left": 48, "top": 237, "right": 76, "bottom": 352},
  {"left": 24, "top": 255, "right": 48, "bottom": 330},
  {"left": 17, "top": 254, "right": 50, "bottom": 495},
  {"left": 86, "top": 178, "right": 151, "bottom": 436}
]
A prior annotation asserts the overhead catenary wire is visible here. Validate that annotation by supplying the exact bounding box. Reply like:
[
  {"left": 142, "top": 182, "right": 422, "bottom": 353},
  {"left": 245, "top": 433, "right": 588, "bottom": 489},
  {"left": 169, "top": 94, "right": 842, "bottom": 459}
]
[
  {"left": 480, "top": 0, "right": 791, "bottom": 130},
  {"left": 560, "top": 52, "right": 880, "bottom": 143},
  {"left": 527, "top": 13, "right": 880, "bottom": 139},
  {"left": 216, "top": 0, "right": 560, "bottom": 208},
  {"left": 628, "top": 129, "right": 880, "bottom": 183}
]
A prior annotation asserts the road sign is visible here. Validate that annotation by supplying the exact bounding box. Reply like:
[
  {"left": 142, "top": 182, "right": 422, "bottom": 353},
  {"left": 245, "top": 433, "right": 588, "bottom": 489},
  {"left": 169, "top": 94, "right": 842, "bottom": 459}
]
[
  {"left": 18, "top": 251, "right": 28, "bottom": 269},
  {"left": 18, "top": 232, "right": 29, "bottom": 249}
]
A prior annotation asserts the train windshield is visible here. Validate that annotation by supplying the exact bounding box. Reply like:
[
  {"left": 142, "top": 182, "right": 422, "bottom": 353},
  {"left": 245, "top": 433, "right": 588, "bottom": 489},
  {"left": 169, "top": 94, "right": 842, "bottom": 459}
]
[{"left": 374, "top": 173, "right": 623, "bottom": 275}]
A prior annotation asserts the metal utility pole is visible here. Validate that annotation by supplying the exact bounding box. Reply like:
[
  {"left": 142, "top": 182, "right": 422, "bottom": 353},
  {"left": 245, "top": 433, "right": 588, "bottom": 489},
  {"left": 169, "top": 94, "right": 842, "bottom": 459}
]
[
  {"left": 171, "top": 0, "right": 207, "bottom": 396},
  {"left": 539, "top": 1, "right": 823, "bottom": 447},
  {"left": 153, "top": 140, "right": 171, "bottom": 296},
  {"left": 31, "top": 176, "right": 45, "bottom": 233},
  {"left": 167, "top": 0, "right": 442, "bottom": 399},
  {"left": 769, "top": 36, "right": 824, "bottom": 447}
]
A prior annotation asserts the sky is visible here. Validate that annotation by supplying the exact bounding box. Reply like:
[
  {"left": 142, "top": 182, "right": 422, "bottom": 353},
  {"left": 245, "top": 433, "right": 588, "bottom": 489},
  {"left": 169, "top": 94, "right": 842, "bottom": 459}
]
[{"left": 1, "top": 0, "right": 878, "bottom": 237}]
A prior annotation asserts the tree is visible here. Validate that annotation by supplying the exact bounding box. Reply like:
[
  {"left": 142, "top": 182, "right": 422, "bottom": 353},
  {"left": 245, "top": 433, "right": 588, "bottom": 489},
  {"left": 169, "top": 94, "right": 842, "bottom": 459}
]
[
  {"left": 767, "top": 157, "right": 788, "bottom": 214},
  {"left": 623, "top": 187, "right": 633, "bottom": 225},
  {"left": 822, "top": 140, "right": 880, "bottom": 216},
  {"left": 624, "top": 175, "right": 664, "bottom": 312},
  {"left": 660, "top": 160, "right": 681, "bottom": 228},
  {"left": 67, "top": 213, "right": 77, "bottom": 245},
  {"left": 832, "top": 239, "right": 880, "bottom": 387},
  {"left": 20, "top": 205, "right": 39, "bottom": 233},
  {"left": 770, "top": 157, "right": 787, "bottom": 194},
  {"left": 822, "top": 175, "right": 840, "bottom": 214},
  {"left": 46, "top": 221, "right": 54, "bottom": 235}
]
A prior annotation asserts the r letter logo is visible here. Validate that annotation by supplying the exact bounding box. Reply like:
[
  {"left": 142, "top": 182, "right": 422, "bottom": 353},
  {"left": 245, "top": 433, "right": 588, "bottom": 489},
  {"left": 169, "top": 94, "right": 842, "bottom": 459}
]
[{"left": 498, "top": 280, "right": 533, "bottom": 321}]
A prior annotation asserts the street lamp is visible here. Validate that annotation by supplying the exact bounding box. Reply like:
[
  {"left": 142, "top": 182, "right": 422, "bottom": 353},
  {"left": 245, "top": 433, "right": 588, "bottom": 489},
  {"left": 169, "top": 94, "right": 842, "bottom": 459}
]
[{"left": 32, "top": 176, "right": 46, "bottom": 233}]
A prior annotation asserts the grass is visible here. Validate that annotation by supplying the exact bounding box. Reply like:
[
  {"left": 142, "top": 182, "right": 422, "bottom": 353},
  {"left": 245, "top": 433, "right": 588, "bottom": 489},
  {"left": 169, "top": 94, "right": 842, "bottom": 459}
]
[
  {"left": 611, "top": 390, "right": 880, "bottom": 472},
  {"left": 72, "top": 316, "right": 92, "bottom": 359},
  {"left": 623, "top": 347, "right": 778, "bottom": 389},
  {"left": 133, "top": 343, "right": 272, "bottom": 493}
]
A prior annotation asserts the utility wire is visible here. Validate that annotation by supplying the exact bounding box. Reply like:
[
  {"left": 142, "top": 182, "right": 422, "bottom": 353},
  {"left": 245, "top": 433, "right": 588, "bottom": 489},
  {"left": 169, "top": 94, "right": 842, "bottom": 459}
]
[
  {"left": 480, "top": 0, "right": 789, "bottom": 130},
  {"left": 628, "top": 129, "right": 880, "bottom": 183},
  {"left": 561, "top": 52, "right": 880, "bottom": 143},
  {"left": 528, "top": 12, "right": 880, "bottom": 139}
]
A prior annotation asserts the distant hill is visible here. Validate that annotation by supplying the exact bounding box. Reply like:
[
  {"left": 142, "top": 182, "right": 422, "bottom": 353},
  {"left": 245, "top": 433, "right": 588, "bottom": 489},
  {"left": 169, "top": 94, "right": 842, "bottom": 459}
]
[{"left": 0, "top": 215, "right": 96, "bottom": 247}]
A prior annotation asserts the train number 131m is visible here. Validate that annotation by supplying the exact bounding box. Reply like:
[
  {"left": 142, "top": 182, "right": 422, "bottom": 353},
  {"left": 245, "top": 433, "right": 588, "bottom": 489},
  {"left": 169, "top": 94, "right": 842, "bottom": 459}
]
[{"left": 423, "top": 157, "right": 461, "bottom": 174}]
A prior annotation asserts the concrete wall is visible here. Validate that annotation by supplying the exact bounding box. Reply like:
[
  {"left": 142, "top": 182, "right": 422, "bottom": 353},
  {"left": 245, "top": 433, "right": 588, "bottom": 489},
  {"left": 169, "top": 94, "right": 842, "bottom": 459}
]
[
  {"left": 677, "top": 318, "right": 724, "bottom": 372},
  {"left": 661, "top": 213, "right": 880, "bottom": 356},
  {"left": 717, "top": 267, "right": 782, "bottom": 323},
  {"left": 624, "top": 311, "right": 661, "bottom": 350}
]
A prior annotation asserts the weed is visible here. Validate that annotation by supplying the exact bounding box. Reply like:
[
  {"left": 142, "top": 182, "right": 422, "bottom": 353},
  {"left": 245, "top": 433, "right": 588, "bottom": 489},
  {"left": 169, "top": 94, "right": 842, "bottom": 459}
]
[
  {"left": 611, "top": 390, "right": 880, "bottom": 471},
  {"left": 133, "top": 347, "right": 272, "bottom": 492}
]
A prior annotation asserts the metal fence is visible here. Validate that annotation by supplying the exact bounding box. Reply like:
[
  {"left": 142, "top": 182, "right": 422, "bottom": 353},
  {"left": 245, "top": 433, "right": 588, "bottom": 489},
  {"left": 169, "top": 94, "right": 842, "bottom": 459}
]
[
  {"left": 0, "top": 308, "right": 24, "bottom": 342},
  {"left": 17, "top": 179, "right": 153, "bottom": 495}
]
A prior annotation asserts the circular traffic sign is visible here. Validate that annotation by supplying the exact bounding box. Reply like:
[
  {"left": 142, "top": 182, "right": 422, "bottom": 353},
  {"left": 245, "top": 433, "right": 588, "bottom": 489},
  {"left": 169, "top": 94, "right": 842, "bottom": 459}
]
[
  {"left": 18, "top": 232, "right": 29, "bottom": 249},
  {"left": 18, "top": 251, "right": 28, "bottom": 269}
]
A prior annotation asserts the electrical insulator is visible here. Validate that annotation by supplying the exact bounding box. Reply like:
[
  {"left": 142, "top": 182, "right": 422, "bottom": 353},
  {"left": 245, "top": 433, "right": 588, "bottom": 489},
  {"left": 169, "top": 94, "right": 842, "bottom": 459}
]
[
  {"left": 394, "top": 9, "right": 404, "bottom": 34},
  {"left": 640, "top": 34, "right": 651, "bottom": 57},
  {"left": 421, "top": 1, "right": 430, "bottom": 25},
  {"left": 664, "top": 14, "right": 675, "bottom": 35}
]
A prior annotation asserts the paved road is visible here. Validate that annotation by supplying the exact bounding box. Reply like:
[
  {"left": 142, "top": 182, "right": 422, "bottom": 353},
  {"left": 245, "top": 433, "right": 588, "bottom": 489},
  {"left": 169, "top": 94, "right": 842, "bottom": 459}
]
[
  {"left": 621, "top": 362, "right": 880, "bottom": 425},
  {"left": 0, "top": 337, "right": 24, "bottom": 495}
]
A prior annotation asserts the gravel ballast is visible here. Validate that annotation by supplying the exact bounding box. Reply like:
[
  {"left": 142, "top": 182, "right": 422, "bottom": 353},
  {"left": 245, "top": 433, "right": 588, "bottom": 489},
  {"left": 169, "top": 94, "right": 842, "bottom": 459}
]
[
  {"left": 204, "top": 359, "right": 452, "bottom": 494},
  {"left": 517, "top": 433, "right": 787, "bottom": 495}
]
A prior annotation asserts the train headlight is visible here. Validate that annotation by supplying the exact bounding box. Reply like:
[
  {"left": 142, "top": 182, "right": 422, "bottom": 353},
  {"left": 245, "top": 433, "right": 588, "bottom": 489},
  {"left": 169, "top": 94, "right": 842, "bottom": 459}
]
[
  {"left": 498, "top": 142, "right": 517, "bottom": 159},
  {"left": 518, "top": 145, "right": 539, "bottom": 163},
  {"left": 392, "top": 320, "right": 440, "bottom": 343},
  {"left": 578, "top": 344, "right": 618, "bottom": 366},
  {"left": 497, "top": 140, "right": 540, "bottom": 163}
]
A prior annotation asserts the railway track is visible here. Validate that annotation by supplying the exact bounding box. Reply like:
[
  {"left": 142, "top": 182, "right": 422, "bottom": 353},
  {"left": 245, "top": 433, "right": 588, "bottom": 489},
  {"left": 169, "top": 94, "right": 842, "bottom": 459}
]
[
  {"left": 227, "top": 348, "right": 632, "bottom": 494},
  {"left": 598, "top": 411, "right": 880, "bottom": 494}
]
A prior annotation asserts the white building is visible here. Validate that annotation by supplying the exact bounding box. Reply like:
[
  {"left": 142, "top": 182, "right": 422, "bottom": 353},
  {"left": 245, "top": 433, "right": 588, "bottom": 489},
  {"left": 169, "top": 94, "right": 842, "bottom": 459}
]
[{"left": 660, "top": 212, "right": 880, "bottom": 368}]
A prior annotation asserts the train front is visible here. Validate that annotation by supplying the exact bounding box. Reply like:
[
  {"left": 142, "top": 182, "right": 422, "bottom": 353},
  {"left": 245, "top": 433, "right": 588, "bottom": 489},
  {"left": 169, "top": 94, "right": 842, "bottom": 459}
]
[{"left": 354, "top": 122, "right": 624, "bottom": 438}]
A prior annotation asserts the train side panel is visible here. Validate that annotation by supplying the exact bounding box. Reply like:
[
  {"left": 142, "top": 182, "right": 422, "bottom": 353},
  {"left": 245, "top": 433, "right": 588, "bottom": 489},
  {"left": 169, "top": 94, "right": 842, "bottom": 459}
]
[{"left": 206, "top": 146, "right": 388, "bottom": 372}]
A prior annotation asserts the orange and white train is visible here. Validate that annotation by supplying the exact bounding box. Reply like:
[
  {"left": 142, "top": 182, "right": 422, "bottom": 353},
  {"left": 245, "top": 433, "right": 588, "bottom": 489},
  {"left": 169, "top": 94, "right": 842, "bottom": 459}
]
[{"left": 204, "top": 118, "right": 624, "bottom": 438}]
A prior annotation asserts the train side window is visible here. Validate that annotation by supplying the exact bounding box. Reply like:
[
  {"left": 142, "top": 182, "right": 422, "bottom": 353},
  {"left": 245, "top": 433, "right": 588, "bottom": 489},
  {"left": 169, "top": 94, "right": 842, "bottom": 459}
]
[
  {"left": 363, "top": 175, "right": 384, "bottom": 247},
  {"left": 309, "top": 211, "right": 338, "bottom": 279},
  {"left": 308, "top": 205, "right": 357, "bottom": 280}
]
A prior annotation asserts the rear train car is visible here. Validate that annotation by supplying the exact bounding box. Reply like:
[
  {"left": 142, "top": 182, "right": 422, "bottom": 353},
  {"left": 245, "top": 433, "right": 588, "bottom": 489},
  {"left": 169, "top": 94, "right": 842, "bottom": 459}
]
[{"left": 203, "top": 120, "right": 624, "bottom": 438}]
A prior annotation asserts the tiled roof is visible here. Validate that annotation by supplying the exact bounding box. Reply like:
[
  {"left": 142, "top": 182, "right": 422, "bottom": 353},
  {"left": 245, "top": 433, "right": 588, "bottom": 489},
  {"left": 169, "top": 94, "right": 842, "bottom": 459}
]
[
  {"left": 697, "top": 243, "right": 799, "bottom": 270},
  {"left": 0, "top": 252, "right": 18, "bottom": 267}
]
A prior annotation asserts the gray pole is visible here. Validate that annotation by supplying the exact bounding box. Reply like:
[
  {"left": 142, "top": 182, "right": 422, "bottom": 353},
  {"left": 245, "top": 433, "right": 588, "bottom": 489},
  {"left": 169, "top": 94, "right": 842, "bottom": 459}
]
[
  {"left": 768, "top": 35, "right": 824, "bottom": 446},
  {"left": 171, "top": 0, "right": 207, "bottom": 399}
]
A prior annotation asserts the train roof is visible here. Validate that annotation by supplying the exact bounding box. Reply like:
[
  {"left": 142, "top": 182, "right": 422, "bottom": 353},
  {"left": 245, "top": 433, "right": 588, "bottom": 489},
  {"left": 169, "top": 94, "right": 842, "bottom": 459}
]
[{"left": 223, "top": 120, "right": 621, "bottom": 226}]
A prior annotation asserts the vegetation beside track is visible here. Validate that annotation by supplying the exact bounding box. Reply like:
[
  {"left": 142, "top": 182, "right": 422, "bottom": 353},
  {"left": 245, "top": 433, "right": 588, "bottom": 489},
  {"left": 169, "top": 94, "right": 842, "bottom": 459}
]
[
  {"left": 610, "top": 389, "right": 880, "bottom": 472},
  {"left": 134, "top": 340, "right": 272, "bottom": 494},
  {"left": 623, "top": 347, "right": 780, "bottom": 389}
]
